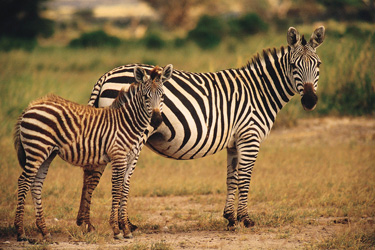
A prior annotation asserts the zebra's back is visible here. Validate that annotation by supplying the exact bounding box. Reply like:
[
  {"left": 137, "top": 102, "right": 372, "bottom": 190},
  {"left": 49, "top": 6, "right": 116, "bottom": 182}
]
[{"left": 18, "top": 94, "right": 114, "bottom": 167}]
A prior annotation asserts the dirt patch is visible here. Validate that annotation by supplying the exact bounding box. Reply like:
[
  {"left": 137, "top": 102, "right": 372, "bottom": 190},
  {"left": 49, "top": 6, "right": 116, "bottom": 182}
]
[{"left": 0, "top": 217, "right": 354, "bottom": 249}]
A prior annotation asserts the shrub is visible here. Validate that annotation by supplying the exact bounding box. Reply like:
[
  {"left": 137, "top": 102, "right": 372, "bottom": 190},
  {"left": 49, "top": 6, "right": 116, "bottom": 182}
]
[
  {"left": 332, "top": 77, "right": 375, "bottom": 116},
  {"left": 142, "top": 32, "right": 166, "bottom": 49},
  {"left": 229, "top": 13, "right": 268, "bottom": 37},
  {"left": 68, "top": 30, "right": 121, "bottom": 48},
  {"left": 187, "top": 15, "right": 225, "bottom": 49},
  {"left": 0, "top": 37, "right": 37, "bottom": 51}
]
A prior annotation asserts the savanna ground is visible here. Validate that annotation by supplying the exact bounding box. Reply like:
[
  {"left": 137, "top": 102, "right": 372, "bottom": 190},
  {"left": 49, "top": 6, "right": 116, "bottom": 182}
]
[
  {"left": 0, "top": 117, "right": 374, "bottom": 249},
  {"left": 0, "top": 22, "right": 375, "bottom": 249}
]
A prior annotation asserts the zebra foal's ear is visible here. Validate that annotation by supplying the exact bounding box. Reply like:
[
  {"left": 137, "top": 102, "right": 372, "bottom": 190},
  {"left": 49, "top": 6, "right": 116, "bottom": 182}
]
[
  {"left": 309, "top": 26, "right": 325, "bottom": 49},
  {"left": 287, "top": 27, "right": 300, "bottom": 47},
  {"left": 134, "top": 66, "right": 148, "bottom": 83},
  {"left": 161, "top": 64, "right": 173, "bottom": 83}
]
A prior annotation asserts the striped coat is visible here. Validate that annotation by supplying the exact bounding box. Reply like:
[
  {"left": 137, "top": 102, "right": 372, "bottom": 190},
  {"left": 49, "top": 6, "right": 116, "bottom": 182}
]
[{"left": 13, "top": 65, "right": 173, "bottom": 241}]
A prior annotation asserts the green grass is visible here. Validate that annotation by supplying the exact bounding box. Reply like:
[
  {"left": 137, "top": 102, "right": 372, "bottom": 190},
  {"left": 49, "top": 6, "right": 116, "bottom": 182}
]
[{"left": 0, "top": 22, "right": 374, "bottom": 249}]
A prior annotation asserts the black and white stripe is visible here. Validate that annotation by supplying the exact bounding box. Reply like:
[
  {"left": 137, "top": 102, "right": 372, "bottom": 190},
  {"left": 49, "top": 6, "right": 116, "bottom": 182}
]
[
  {"left": 13, "top": 65, "right": 173, "bottom": 241},
  {"left": 82, "top": 27, "right": 325, "bottom": 229}
]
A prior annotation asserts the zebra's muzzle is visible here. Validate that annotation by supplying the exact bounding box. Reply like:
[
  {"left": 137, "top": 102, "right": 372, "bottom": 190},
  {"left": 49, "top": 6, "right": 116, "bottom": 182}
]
[
  {"left": 301, "top": 83, "right": 318, "bottom": 111},
  {"left": 151, "top": 109, "right": 163, "bottom": 129}
]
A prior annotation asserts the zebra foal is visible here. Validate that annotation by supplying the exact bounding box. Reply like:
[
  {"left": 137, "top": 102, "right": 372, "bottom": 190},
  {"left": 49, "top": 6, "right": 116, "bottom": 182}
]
[{"left": 13, "top": 64, "right": 173, "bottom": 241}]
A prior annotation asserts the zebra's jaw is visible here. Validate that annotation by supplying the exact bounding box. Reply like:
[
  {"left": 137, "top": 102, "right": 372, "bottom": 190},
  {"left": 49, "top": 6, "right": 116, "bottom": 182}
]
[{"left": 301, "top": 83, "right": 318, "bottom": 111}]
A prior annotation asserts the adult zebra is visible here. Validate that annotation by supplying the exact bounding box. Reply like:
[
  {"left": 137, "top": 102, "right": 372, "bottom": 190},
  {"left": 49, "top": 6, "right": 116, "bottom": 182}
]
[{"left": 78, "top": 26, "right": 325, "bottom": 231}]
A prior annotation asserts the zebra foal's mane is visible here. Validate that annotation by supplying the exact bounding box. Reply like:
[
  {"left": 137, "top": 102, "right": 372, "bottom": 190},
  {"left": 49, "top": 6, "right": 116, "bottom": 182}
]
[
  {"left": 110, "top": 65, "right": 164, "bottom": 110},
  {"left": 110, "top": 85, "right": 137, "bottom": 109}
]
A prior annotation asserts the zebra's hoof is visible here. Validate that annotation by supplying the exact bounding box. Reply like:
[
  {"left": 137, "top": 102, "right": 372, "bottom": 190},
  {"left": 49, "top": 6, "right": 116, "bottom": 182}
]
[
  {"left": 114, "top": 233, "right": 124, "bottom": 240},
  {"left": 129, "top": 223, "right": 138, "bottom": 232},
  {"left": 43, "top": 233, "right": 53, "bottom": 243},
  {"left": 124, "top": 232, "right": 133, "bottom": 239},
  {"left": 17, "top": 234, "right": 28, "bottom": 242},
  {"left": 226, "top": 222, "right": 237, "bottom": 231},
  {"left": 243, "top": 218, "right": 255, "bottom": 228}
]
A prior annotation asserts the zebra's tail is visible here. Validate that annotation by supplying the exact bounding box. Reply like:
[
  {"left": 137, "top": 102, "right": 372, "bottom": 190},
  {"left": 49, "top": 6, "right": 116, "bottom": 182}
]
[{"left": 14, "top": 114, "right": 26, "bottom": 170}]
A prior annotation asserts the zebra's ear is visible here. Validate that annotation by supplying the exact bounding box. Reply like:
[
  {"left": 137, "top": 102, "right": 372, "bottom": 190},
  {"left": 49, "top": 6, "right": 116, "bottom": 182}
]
[
  {"left": 287, "top": 27, "right": 300, "bottom": 47},
  {"left": 161, "top": 64, "right": 173, "bottom": 83},
  {"left": 134, "top": 66, "right": 148, "bottom": 83},
  {"left": 309, "top": 26, "right": 325, "bottom": 49}
]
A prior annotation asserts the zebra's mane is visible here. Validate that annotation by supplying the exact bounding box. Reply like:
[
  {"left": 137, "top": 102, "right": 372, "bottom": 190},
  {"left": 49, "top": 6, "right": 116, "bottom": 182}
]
[
  {"left": 243, "top": 46, "right": 289, "bottom": 70},
  {"left": 110, "top": 84, "right": 138, "bottom": 109}
]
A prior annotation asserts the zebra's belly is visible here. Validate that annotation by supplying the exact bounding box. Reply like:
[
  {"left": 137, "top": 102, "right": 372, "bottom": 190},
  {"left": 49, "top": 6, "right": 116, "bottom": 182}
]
[
  {"left": 58, "top": 145, "right": 110, "bottom": 167},
  {"left": 146, "top": 121, "right": 235, "bottom": 160}
]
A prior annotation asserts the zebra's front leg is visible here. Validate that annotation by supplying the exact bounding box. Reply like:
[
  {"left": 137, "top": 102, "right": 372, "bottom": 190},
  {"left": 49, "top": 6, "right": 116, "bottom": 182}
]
[
  {"left": 118, "top": 150, "right": 140, "bottom": 238},
  {"left": 223, "top": 147, "right": 239, "bottom": 230},
  {"left": 236, "top": 135, "right": 259, "bottom": 228},
  {"left": 110, "top": 157, "right": 127, "bottom": 239},
  {"left": 77, "top": 165, "right": 106, "bottom": 232}
]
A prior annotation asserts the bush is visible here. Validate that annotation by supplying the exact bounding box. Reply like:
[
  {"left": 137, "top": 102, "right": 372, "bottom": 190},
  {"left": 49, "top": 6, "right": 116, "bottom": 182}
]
[
  {"left": 142, "top": 32, "right": 166, "bottom": 49},
  {"left": 0, "top": 37, "right": 37, "bottom": 51},
  {"left": 229, "top": 13, "right": 268, "bottom": 37},
  {"left": 320, "top": 77, "right": 375, "bottom": 116},
  {"left": 187, "top": 15, "right": 225, "bottom": 49},
  {"left": 69, "top": 30, "right": 121, "bottom": 48},
  {"left": 333, "top": 77, "right": 375, "bottom": 116}
]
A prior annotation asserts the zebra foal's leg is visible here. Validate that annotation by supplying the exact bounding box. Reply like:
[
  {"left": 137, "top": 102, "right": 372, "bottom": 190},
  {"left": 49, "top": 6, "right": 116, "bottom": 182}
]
[
  {"left": 110, "top": 157, "right": 127, "bottom": 239},
  {"left": 15, "top": 171, "right": 36, "bottom": 241},
  {"left": 77, "top": 165, "right": 106, "bottom": 232},
  {"left": 30, "top": 152, "right": 57, "bottom": 241},
  {"left": 118, "top": 150, "right": 141, "bottom": 238},
  {"left": 223, "top": 147, "right": 239, "bottom": 230},
  {"left": 235, "top": 134, "right": 259, "bottom": 227},
  {"left": 14, "top": 158, "right": 45, "bottom": 241}
]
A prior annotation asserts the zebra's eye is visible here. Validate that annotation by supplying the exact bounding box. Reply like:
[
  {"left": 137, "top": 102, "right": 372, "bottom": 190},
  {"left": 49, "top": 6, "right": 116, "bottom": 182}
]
[
  {"left": 317, "top": 61, "right": 322, "bottom": 67},
  {"left": 290, "top": 63, "right": 296, "bottom": 69}
]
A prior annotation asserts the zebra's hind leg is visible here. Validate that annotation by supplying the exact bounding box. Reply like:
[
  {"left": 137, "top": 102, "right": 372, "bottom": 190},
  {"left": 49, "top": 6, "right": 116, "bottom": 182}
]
[
  {"left": 77, "top": 165, "right": 106, "bottom": 232},
  {"left": 235, "top": 134, "right": 259, "bottom": 228},
  {"left": 223, "top": 147, "right": 239, "bottom": 230},
  {"left": 31, "top": 151, "right": 57, "bottom": 242},
  {"left": 15, "top": 171, "right": 35, "bottom": 241},
  {"left": 14, "top": 158, "right": 46, "bottom": 241}
]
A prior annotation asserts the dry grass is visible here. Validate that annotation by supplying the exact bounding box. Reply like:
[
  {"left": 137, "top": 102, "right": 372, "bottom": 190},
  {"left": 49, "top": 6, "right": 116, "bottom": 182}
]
[
  {"left": 1, "top": 117, "right": 374, "bottom": 249},
  {"left": 0, "top": 23, "right": 374, "bottom": 249}
]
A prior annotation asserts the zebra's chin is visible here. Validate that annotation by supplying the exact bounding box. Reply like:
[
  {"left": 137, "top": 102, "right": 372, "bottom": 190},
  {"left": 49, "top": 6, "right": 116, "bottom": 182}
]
[
  {"left": 151, "top": 110, "right": 163, "bottom": 129},
  {"left": 301, "top": 83, "right": 318, "bottom": 111}
]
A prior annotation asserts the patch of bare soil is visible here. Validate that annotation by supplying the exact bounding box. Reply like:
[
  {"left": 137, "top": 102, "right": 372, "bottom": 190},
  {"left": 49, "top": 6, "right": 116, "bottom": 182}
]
[
  {"left": 0, "top": 215, "right": 362, "bottom": 250},
  {"left": 1, "top": 117, "right": 374, "bottom": 250}
]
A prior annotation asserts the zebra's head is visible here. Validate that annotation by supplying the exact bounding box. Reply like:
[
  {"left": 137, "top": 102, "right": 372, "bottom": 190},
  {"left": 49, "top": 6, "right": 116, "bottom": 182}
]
[
  {"left": 287, "top": 26, "right": 325, "bottom": 111},
  {"left": 134, "top": 64, "right": 173, "bottom": 129}
]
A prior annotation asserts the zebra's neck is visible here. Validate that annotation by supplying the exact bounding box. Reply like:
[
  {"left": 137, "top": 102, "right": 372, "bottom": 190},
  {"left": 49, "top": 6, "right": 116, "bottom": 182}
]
[
  {"left": 110, "top": 84, "right": 150, "bottom": 131},
  {"left": 240, "top": 46, "right": 295, "bottom": 121}
]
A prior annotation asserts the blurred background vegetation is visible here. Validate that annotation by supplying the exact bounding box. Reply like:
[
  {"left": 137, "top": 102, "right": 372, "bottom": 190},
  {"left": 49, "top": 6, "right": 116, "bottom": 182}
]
[{"left": 0, "top": 0, "right": 374, "bottom": 139}]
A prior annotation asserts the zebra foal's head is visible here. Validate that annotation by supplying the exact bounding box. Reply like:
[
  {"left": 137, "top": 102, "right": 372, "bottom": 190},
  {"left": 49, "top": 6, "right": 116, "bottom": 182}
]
[
  {"left": 134, "top": 64, "right": 173, "bottom": 128},
  {"left": 287, "top": 26, "right": 325, "bottom": 111}
]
